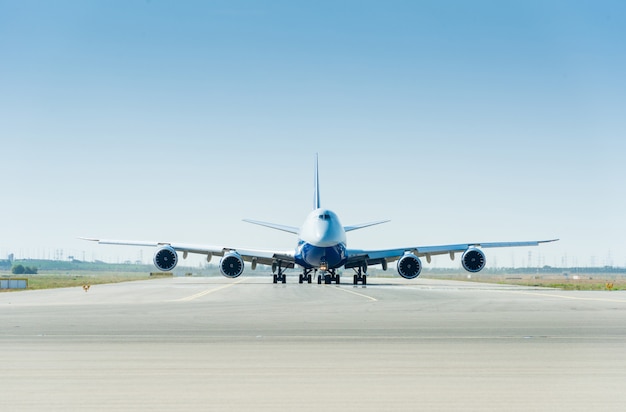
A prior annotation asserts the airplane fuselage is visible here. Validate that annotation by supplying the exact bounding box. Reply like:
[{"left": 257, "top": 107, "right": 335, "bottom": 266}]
[{"left": 294, "top": 208, "right": 347, "bottom": 270}]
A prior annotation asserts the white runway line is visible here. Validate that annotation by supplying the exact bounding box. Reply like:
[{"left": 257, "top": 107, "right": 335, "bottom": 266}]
[
  {"left": 172, "top": 278, "right": 247, "bottom": 302},
  {"left": 509, "top": 290, "right": 626, "bottom": 304},
  {"left": 327, "top": 285, "right": 378, "bottom": 301}
]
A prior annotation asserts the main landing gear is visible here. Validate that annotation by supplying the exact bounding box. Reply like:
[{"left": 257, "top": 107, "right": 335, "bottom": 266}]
[
  {"left": 352, "top": 266, "right": 367, "bottom": 285},
  {"left": 273, "top": 273, "right": 286, "bottom": 284},
  {"left": 272, "top": 261, "right": 287, "bottom": 284},
  {"left": 317, "top": 269, "right": 340, "bottom": 285},
  {"left": 299, "top": 269, "right": 313, "bottom": 284}
]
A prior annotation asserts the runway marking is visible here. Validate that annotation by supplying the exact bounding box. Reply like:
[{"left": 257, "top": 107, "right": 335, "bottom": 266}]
[
  {"left": 172, "top": 278, "right": 246, "bottom": 302},
  {"left": 506, "top": 290, "right": 626, "bottom": 304},
  {"left": 328, "top": 286, "right": 378, "bottom": 302}
]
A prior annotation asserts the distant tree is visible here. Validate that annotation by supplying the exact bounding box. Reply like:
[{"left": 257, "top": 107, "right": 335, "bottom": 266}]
[
  {"left": 10, "top": 264, "right": 37, "bottom": 275},
  {"left": 12, "top": 264, "right": 25, "bottom": 274}
]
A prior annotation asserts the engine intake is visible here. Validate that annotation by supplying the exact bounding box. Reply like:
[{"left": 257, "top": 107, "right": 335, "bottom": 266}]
[
  {"left": 462, "top": 248, "right": 486, "bottom": 273},
  {"left": 220, "top": 252, "right": 245, "bottom": 278},
  {"left": 153, "top": 246, "right": 178, "bottom": 272},
  {"left": 397, "top": 253, "right": 422, "bottom": 279}
]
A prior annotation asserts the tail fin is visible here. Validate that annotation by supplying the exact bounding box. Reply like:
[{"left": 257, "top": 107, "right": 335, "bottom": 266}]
[{"left": 314, "top": 153, "right": 320, "bottom": 210}]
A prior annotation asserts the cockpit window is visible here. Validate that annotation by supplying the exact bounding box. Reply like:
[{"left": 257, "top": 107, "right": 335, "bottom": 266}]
[{"left": 318, "top": 214, "right": 331, "bottom": 220}]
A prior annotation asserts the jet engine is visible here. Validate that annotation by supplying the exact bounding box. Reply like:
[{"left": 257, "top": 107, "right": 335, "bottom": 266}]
[
  {"left": 397, "top": 253, "right": 422, "bottom": 279},
  {"left": 220, "top": 252, "right": 245, "bottom": 278},
  {"left": 462, "top": 248, "right": 486, "bottom": 273},
  {"left": 153, "top": 246, "right": 178, "bottom": 272}
]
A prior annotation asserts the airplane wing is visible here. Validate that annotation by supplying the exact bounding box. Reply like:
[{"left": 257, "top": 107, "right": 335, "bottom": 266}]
[
  {"left": 345, "top": 239, "right": 559, "bottom": 268},
  {"left": 80, "top": 238, "right": 296, "bottom": 268}
]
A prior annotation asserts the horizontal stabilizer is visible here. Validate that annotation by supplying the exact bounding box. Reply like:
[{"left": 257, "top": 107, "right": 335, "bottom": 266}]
[
  {"left": 344, "top": 220, "right": 390, "bottom": 232},
  {"left": 243, "top": 219, "right": 300, "bottom": 234}
]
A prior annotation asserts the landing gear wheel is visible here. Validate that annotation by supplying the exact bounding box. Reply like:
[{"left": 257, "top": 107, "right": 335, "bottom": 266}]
[
  {"left": 318, "top": 275, "right": 322, "bottom": 284},
  {"left": 300, "top": 270, "right": 313, "bottom": 285},
  {"left": 272, "top": 260, "right": 287, "bottom": 284},
  {"left": 336, "top": 275, "right": 340, "bottom": 285},
  {"left": 352, "top": 266, "right": 367, "bottom": 285}
]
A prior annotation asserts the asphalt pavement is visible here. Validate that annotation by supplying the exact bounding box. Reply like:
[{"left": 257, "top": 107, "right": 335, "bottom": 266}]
[{"left": 2, "top": 276, "right": 626, "bottom": 411}]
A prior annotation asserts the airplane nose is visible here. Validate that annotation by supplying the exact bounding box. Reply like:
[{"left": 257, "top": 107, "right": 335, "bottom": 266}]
[{"left": 313, "top": 225, "right": 338, "bottom": 246}]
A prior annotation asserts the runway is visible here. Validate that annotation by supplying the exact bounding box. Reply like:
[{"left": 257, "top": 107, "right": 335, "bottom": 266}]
[{"left": 2, "top": 276, "right": 626, "bottom": 411}]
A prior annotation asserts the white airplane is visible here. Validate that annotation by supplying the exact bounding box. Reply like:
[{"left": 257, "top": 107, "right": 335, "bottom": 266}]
[{"left": 83, "top": 155, "right": 558, "bottom": 285}]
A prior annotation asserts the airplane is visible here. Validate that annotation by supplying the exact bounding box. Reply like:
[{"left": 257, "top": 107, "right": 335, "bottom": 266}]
[{"left": 82, "top": 155, "right": 558, "bottom": 285}]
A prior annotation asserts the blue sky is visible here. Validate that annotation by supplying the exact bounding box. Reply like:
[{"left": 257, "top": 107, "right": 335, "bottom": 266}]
[{"left": 1, "top": 1, "right": 625, "bottom": 268}]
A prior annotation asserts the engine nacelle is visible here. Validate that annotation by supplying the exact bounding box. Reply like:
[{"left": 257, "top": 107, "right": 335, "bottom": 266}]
[
  {"left": 220, "top": 252, "right": 245, "bottom": 278},
  {"left": 397, "top": 253, "right": 422, "bottom": 279},
  {"left": 153, "top": 246, "right": 178, "bottom": 272},
  {"left": 462, "top": 248, "right": 486, "bottom": 273}
]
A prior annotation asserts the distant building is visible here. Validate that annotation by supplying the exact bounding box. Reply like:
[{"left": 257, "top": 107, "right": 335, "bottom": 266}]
[{"left": 1, "top": 254, "right": 16, "bottom": 270}]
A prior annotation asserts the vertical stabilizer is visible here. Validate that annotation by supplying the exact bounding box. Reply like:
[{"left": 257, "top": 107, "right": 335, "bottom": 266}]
[{"left": 314, "top": 153, "right": 320, "bottom": 210}]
